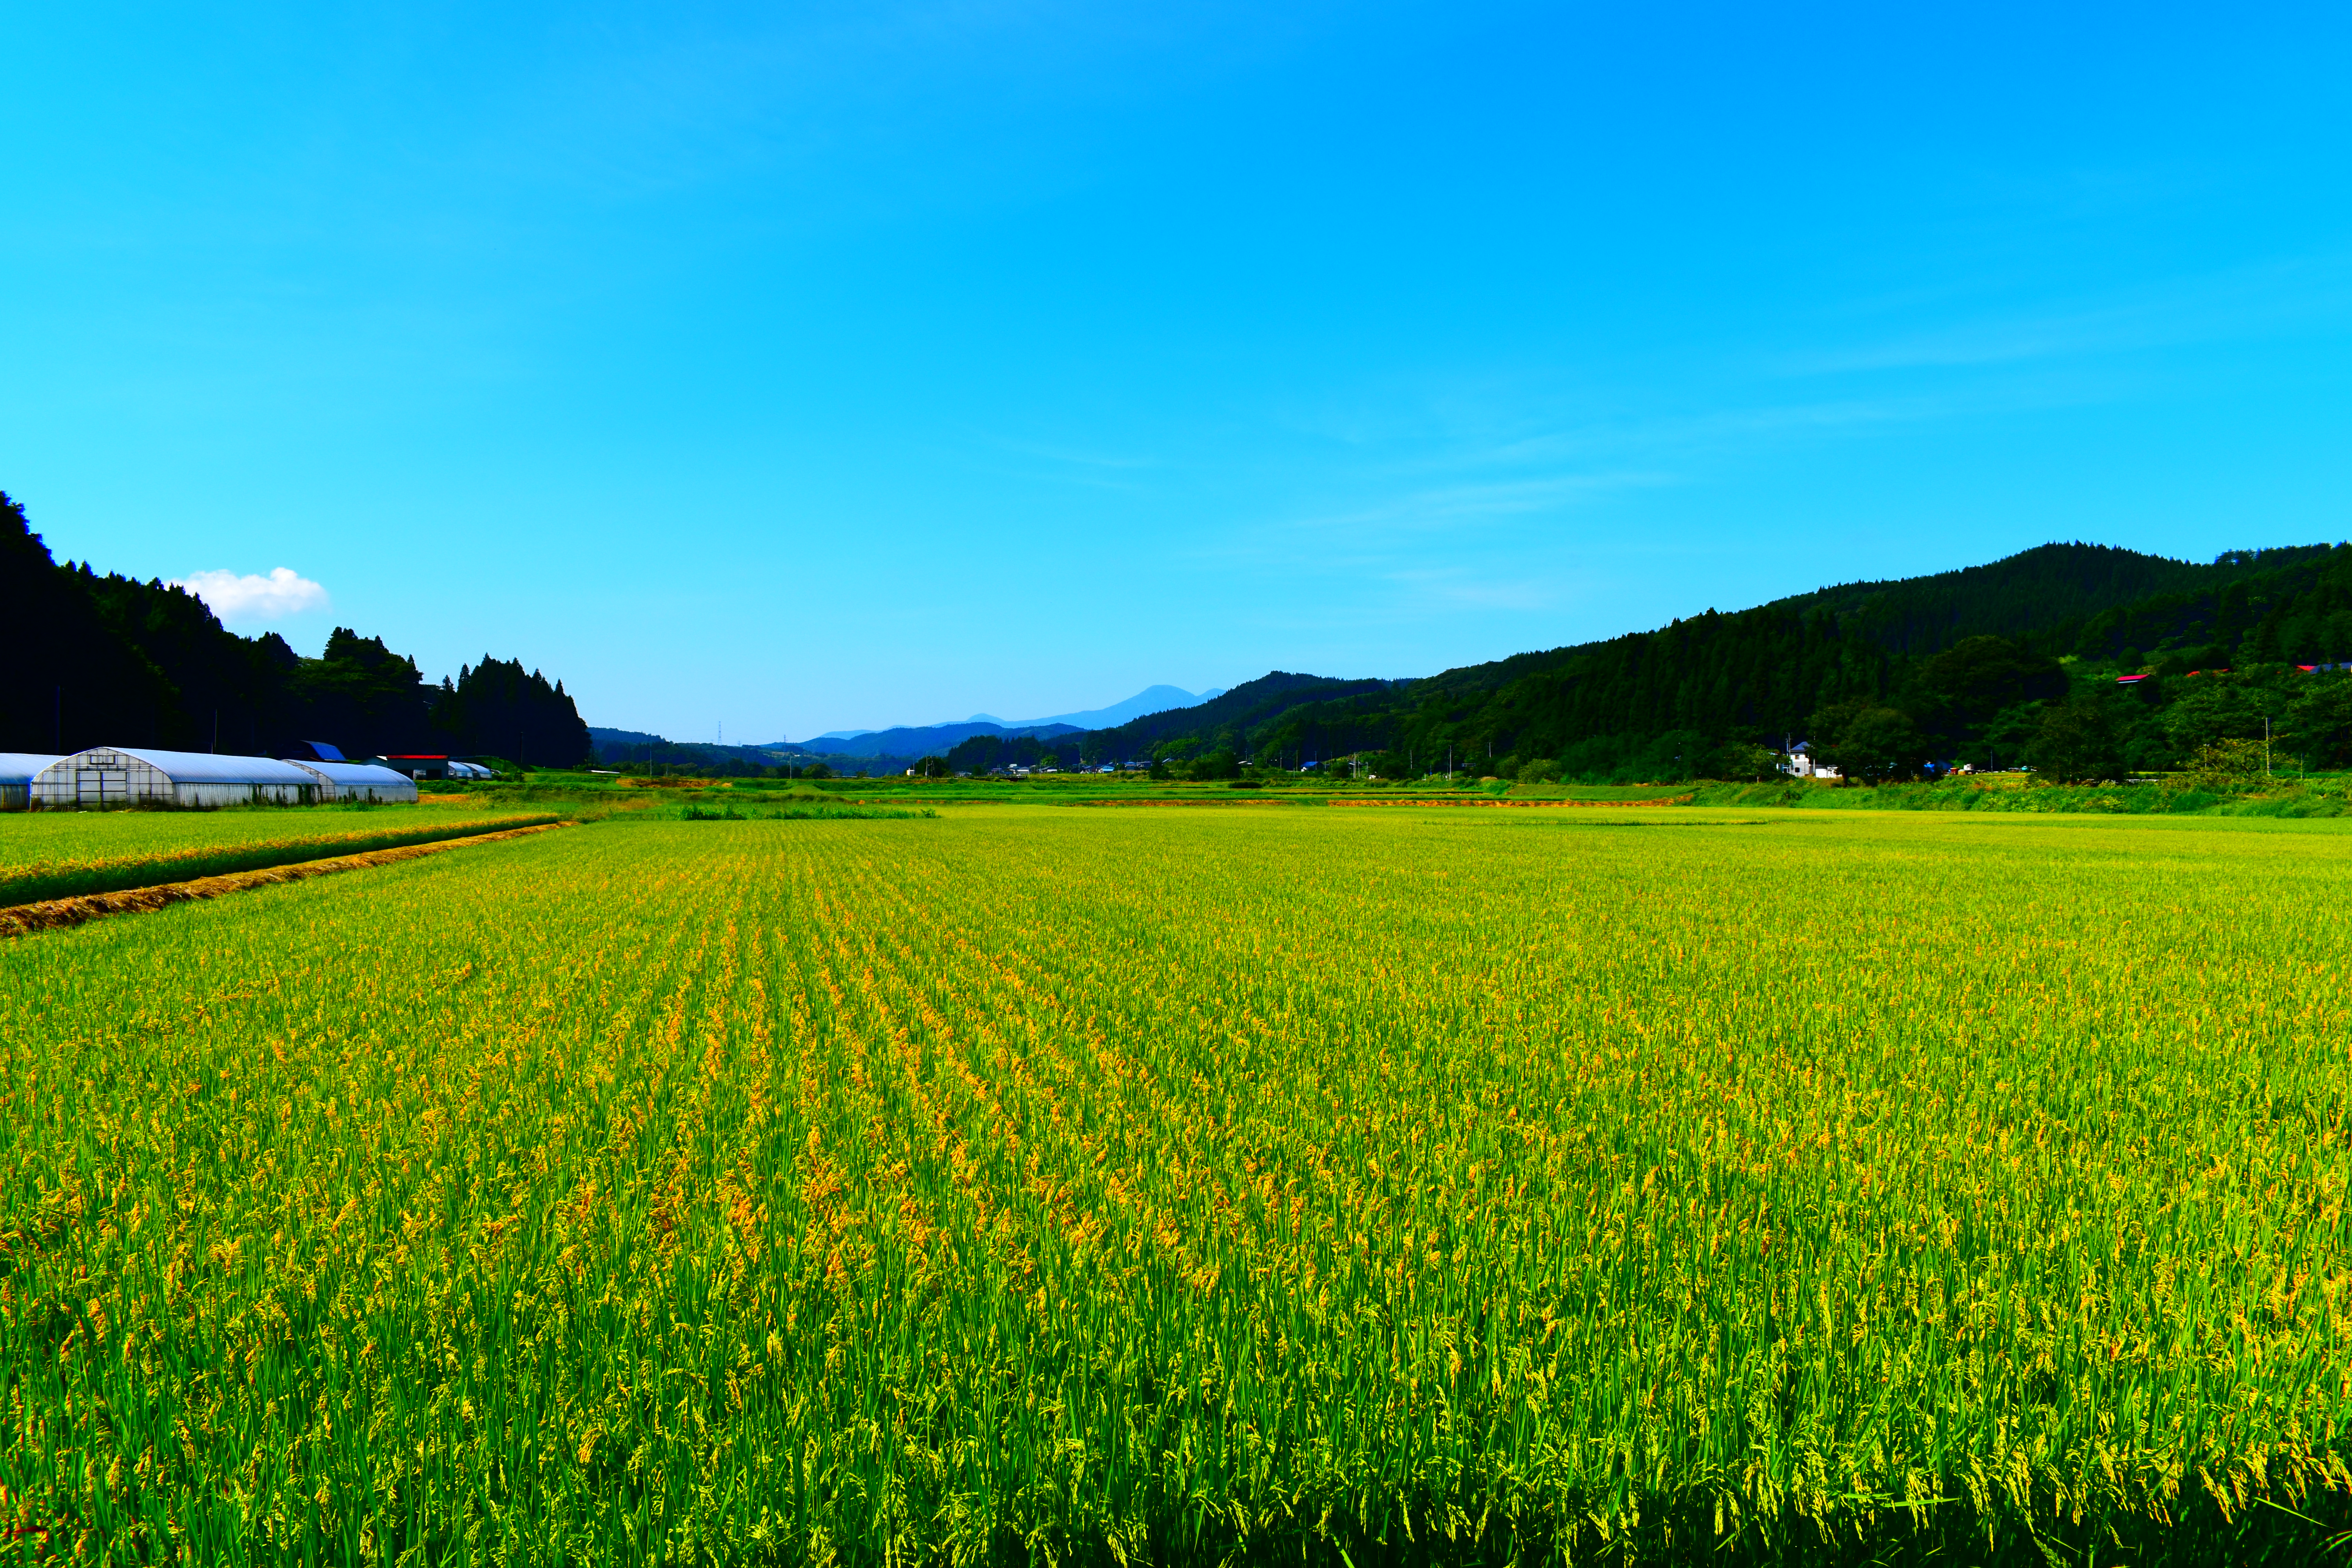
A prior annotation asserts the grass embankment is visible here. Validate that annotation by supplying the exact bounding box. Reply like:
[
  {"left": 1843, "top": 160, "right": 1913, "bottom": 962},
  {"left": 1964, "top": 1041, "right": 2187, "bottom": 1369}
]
[
  {"left": 0, "top": 807, "right": 566, "bottom": 906},
  {"left": 1495, "top": 782, "right": 1695, "bottom": 803},
  {"left": 1691, "top": 775, "right": 2352, "bottom": 815},
  {"left": 6, "top": 808, "right": 2352, "bottom": 1561},
  {"left": 438, "top": 774, "right": 1040, "bottom": 808}
]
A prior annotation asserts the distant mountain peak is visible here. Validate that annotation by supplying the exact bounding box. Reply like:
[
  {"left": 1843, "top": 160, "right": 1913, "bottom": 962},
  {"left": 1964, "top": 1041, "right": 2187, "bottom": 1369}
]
[
  {"left": 791, "top": 685, "right": 1220, "bottom": 747},
  {"left": 1002, "top": 685, "right": 1212, "bottom": 730}
]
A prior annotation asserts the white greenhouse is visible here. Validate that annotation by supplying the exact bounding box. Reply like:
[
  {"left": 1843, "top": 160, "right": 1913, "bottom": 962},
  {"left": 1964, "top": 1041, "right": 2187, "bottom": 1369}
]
[
  {"left": 30, "top": 748, "right": 328, "bottom": 809},
  {"left": 0, "top": 753, "right": 62, "bottom": 811},
  {"left": 283, "top": 759, "right": 419, "bottom": 803}
]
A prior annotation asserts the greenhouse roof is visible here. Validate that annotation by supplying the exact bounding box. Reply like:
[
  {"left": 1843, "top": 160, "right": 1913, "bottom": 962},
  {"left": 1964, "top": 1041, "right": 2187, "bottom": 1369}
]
[
  {"left": 285, "top": 760, "right": 415, "bottom": 788},
  {"left": 78, "top": 748, "right": 325, "bottom": 786}
]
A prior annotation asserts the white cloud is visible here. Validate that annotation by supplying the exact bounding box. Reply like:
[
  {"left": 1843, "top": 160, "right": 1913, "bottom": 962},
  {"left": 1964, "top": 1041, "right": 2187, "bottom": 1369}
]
[{"left": 172, "top": 567, "right": 331, "bottom": 622}]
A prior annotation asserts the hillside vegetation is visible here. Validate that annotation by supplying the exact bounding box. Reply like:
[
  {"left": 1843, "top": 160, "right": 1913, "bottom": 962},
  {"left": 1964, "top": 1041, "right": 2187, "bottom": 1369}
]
[{"left": 1087, "top": 541, "right": 2352, "bottom": 785}]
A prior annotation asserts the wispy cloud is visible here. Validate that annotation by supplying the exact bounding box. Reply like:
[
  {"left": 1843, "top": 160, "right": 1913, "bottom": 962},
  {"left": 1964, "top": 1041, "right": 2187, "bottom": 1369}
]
[
  {"left": 1284, "top": 247, "right": 2352, "bottom": 539},
  {"left": 172, "top": 567, "right": 330, "bottom": 622},
  {"left": 1200, "top": 379, "right": 2059, "bottom": 635},
  {"left": 1287, "top": 470, "right": 1675, "bottom": 533},
  {"left": 989, "top": 436, "right": 1159, "bottom": 470},
  {"left": 1423, "top": 397, "right": 1947, "bottom": 477},
  {"left": 935, "top": 432, "right": 1169, "bottom": 495},
  {"left": 1245, "top": 388, "right": 1998, "bottom": 567},
  {"left": 489, "top": 0, "right": 1331, "bottom": 212},
  {"left": 1380, "top": 566, "right": 1559, "bottom": 612},
  {"left": 1786, "top": 250, "right": 2352, "bottom": 376}
]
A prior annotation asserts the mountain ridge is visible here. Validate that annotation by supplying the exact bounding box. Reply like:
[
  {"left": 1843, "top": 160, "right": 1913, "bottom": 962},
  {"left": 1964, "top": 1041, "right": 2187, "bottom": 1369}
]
[
  {"left": 802, "top": 684, "right": 1225, "bottom": 744},
  {"left": 1056, "top": 540, "right": 2352, "bottom": 781}
]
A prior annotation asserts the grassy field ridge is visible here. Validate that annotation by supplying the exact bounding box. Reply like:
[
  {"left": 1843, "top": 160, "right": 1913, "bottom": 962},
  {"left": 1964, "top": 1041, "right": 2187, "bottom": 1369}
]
[{"left": 0, "top": 811, "right": 565, "bottom": 906}]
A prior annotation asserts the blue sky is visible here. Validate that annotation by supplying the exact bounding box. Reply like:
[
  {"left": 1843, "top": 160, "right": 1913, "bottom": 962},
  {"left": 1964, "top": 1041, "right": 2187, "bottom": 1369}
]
[{"left": 4, "top": 2, "right": 2348, "bottom": 740}]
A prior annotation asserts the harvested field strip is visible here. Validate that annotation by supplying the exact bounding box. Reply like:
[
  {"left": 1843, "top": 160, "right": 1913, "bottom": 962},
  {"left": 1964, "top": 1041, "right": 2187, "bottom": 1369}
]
[
  {"left": 1068, "top": 795, "right": 1310, "bottom": 807},
  {"left": 0, "top": 820, "right": 574, "bottom": 936},
  {"left": 1068, "top": 792, "right": 1699, "bottom": 809},
  {"left": 1328, "top": 792, "right": 1695, "bottom": 808},
  {"left": 0, "top": 813, "right": 564, "bottom": 905}
]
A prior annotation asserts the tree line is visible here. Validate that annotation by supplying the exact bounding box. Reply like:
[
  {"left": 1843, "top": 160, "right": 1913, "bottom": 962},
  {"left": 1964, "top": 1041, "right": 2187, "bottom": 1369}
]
[
  {"left": 0, "top": 491, "right": 591, "bottom": 764},
  {"left": 1053, "top": 542, "right": 2352, "bottom": 784}
]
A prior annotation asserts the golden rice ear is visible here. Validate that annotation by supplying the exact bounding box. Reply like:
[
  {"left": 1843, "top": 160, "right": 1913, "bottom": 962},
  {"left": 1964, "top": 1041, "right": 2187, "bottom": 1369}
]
[{"left": 10, "top": 799, "right": 2335, "bottom": 1560}]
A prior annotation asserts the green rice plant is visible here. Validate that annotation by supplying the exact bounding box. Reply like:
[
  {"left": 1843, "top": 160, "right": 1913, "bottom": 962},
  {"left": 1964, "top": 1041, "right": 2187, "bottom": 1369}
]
[
  {"left": 2, "top": 807, "right": 2350, "bottom": 1563},
  {"left": 0, "top": 808, "right": 566, "bottom": 906},
  {"left": 0, "top": 801, "right": 542, "bottom": 871},
  {"left": 671, "top": 801, "right": 936, "bottom": 821}
]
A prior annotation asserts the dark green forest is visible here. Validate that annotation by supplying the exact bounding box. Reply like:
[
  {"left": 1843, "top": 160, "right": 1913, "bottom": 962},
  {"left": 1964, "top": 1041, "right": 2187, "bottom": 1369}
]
[
  {"left": 1083, "top": 542, "right": 2352, "bottom": 784},
  {"left": 0, "top": 492, "right": 590, "bottom": 764}
]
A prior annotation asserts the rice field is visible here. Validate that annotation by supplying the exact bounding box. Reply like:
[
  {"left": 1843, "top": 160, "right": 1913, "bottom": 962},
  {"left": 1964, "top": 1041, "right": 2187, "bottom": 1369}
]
[
  {"left": 2, "top": 805, "right": 2350, "bottom": 1564},
  {"left": 0, "top": 806, "right": 564, "bottom": 907}
]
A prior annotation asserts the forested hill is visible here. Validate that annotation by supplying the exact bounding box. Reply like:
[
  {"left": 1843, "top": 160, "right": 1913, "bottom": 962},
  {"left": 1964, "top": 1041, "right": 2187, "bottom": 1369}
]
[
  {"left": 1761, "top": 541, "right": 2330, "bottom": 656},
  {"left": 942, "top": 671, "right": 1406, "bottom": 771},
  {"left": 0, "top": 490, "right": 592, "bottom": 763},
  {"left": 1095, "top": 540, "right": 2352, "bottom": 781}
]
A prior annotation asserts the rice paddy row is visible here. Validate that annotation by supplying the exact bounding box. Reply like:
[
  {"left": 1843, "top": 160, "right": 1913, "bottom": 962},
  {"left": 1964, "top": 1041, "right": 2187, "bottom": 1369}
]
[
  {"left": 2, "top": 806, "right": 2349, "bottom": 1563},
  {"left": 0, "top": 806, "right": 564, "bottom": 907}
]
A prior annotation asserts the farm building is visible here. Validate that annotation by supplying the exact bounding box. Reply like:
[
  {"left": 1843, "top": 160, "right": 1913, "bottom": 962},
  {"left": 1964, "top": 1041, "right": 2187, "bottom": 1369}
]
[
  {"left": 283, "top": 759, "right": 419, "bottom": 803},
  {"left": 0, "top": 754, "right": 62, "bottom": 811},
  {"left": 29, "top": 748, "right": 325, "bottom": 809}
]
